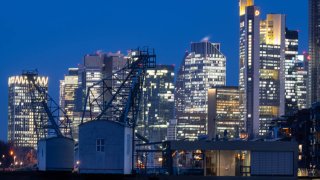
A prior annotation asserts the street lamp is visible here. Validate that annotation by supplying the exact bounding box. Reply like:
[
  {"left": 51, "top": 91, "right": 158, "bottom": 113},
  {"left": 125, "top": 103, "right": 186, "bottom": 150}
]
[{"left": 13, "top": 156, "right": 16, "bottom": 168}]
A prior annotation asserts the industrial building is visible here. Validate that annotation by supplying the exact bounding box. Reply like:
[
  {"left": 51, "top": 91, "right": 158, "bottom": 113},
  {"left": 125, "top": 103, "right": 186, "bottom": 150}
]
[
  {"left": 162, "top": 141, "right": 298, "bottom": 177},
  {"left": 78, "top": 120, "right": 132, "bottom": 174},
  {"left": 37, "top": 137, "right": 74, "bottom": 171}
]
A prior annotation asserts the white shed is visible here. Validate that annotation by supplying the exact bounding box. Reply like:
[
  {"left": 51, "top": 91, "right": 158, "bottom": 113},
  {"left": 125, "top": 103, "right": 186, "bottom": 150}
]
[
  {"left": 37, "top": 137, "right": 75, "bottom": 171},
  {"left": 78, "top": 120, "right": 133, "bottom": 174}
]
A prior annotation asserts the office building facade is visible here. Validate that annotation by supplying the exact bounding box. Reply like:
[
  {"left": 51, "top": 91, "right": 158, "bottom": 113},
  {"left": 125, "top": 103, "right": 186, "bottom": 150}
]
[
  {"left": 239, "top": 0, "right": 260, "bottom": 138},
  {"left": 259, "top": 14, "right": 286, "bottom": 136},
  {"left": 8, "top": 73, "right": 49, "bottom": 148},
  {"left": 308, "top": 0, "right": 320, "bottom": 106},
  {"left": 60, "top": 68, "right": 83, "bottom": 141},
  {"left": 207, "top": 86, "right": 242, "bottom": 140},
  {"left": 137, "top": 65, "right": 175, "bottom": 142},
  {"left": 285, "top": 29, "right": 299, "bottom": 115},
  {"left": 175, "top": 41, "right": 226, "bottom": 140}
]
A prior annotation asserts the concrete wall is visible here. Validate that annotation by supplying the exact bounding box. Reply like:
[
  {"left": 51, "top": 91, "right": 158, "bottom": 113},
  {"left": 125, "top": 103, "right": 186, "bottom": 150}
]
[{"left": 79, "top": 120, "right": 132, "bottom": 174}]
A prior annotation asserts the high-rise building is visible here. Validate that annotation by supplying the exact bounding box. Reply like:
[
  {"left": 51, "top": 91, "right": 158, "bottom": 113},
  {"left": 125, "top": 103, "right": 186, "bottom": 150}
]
[
  {"left": 308, "top": 0, "right": 320, "bottom": 107},
  {"left": 102, "top": 52, "right": 128, "bottom": 121},
  {"left": 259, "top": 14, "right": 286, "bottom": 136},
  {"left": 83, "top": 52, "right": 104, "bottom": 115},
  {"left": 175, "top": 41, "right": 226, "bottom": 140},
  {"left": 137, "top": 65, "right": 175, "bottom": 142},
  {"left": 167, "top": 119, "right": 177, "bottom": 141},
  {"left": 81, "top": 51, "right": 127, "bottom": 122},
  {"left": 8, "top": 73, "right": 48, "bottom": 148},
  {"left": 285, "top": 29, "right": 299, "bottom": 115},
  {"left": 239, "top": 0, "right": 260, "bottom": 138},
  {"left": 60, "top": 68, "right": 83, "bottom": 141},
  {"left": 293, "top": 55, "right": 309, "bottom": 110},
  {"left": 207, "top": 86, "right": 241, "bottom": 140}
]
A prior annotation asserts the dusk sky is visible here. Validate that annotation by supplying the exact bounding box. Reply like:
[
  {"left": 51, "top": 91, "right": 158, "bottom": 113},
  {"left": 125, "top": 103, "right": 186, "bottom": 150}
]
[{"left": 0, "top": 0, "right": 308, "bottom": 141}]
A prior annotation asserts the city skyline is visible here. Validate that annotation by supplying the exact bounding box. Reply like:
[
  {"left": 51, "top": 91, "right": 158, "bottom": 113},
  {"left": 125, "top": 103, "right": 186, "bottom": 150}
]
[{"left": 0, "top": 0, "right": 308, "bottom": 141}]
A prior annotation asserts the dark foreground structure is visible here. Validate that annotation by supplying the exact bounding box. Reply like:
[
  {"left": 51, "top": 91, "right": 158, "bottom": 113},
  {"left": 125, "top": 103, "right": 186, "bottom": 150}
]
[{"left": 0, "top": 171, "right": 301, "bottom": 180}]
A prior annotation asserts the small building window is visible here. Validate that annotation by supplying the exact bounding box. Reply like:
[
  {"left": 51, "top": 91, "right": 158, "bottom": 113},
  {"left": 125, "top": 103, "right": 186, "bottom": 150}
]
[{"left": 96, "top": 139, "right": 105, "bottom": 152}]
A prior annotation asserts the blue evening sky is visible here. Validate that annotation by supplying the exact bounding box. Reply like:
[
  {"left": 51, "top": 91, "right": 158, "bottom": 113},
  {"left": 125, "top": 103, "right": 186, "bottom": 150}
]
[{"left": 0, "top": 0, "right": 308, "bottom": 141}]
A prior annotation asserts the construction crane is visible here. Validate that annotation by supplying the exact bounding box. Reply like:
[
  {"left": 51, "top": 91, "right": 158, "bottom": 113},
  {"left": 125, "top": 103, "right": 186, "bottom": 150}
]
[
  {"left": 81, "top": 48, "right": 156, "bottom": 128},
  {"left": 23, "top": 70, "right": 72, "bottom": 140}
]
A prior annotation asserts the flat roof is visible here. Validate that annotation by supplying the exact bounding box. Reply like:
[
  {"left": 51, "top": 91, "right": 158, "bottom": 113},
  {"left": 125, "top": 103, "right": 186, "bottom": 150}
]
[{"left": 168, "top": 140, "right": 298, "bottom": 152}]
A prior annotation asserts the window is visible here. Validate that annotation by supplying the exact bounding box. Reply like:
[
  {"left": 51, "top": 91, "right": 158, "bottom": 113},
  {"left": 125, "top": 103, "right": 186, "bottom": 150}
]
[{"left": 96, "top": 139, "right": 105, "bottom": 152}]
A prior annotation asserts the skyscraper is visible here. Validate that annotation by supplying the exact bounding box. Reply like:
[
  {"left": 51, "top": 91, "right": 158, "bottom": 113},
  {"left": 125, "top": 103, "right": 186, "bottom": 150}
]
[
  {"left": 60, "top": 68, "right": 83, "bottom": 141},
  {"left": 207, "top": 86, "right": 241, "bottom": 140},
  {"left": 285, "top": 29, "right": 299, "bottom": 115},
  {"left": 8, "top": 73, "right": 48, "bottom": 148},
  {"left": 308, "top": 0, "right": 320, "bottom": 106},
  {"left": 259, "top": 14, "right": 286, "bottom": 136},
  {"left": 81, "top": 51, "right": 127, "bottom": 122},
  {"left": 293, "top": 55, "right": 309, "bottom": 110},
  {"left": 239, "top": 0, "right": 260, "bottom": 138},
  {"left": 175, "top": 41, "right": 226, "bottom": 140},
  {"left": 102, "top": 52, "right": 128, "bottom": 122},
  {"left": 137, "top": 65, "right": 175, "bottom": 142},
  {"left": 83, "top": 52, "right": 104, "bottom": 115}
]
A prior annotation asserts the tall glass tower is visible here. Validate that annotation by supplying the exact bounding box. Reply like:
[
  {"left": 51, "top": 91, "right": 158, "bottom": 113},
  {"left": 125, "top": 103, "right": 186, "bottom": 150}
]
[
  {"left": 259, "top": 14, "right": 286, "bottom": 136},
  {"left": 8, "top": 73, "right": 48, "bottom": 148},
  {"left": 137, "top": 65, "right": 175, "bottom": 142},
  {"left": 308, "top": 0, "right": 320, "bottom": 106},
  {"left": 175, "top": 41, "right": 226, "bottom": 140},
  {"left": 239, "top": 0, "right": 260, "bottom": 138},
  {"left": 60, "top": 68, "right": 83, "bottom": 142}
]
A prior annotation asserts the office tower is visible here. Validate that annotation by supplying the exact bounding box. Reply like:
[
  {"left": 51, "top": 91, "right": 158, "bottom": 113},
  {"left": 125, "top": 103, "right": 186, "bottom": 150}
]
[
  {"left": 167, "top": 119, "right": 177, "bottom": 141},
  {"left": 82, "top": 51, "right": 127, "bottom": 122},
  {"left": 239, "top": 0, "right": 260, "bottom": 138},
  {"left": 309, "top": 0, "right": 320, "bottom": 106},
  {"left": 102, "top": 52, "right": 128, "bottom": 121},
  {"left": 259, "top": 14, "right": 286, "bottom": 136},
  {"left": 175, "top": 41, "right": 226, "bottom": 140},
  {"left": 83, "top": 52, "right": 104, "bottom": 115},
  {"left": 207, "top": 86, "right": 241, "bottom": 140},
  {"left": 60, "top": 68, "right": 83, "bottom": 142},
  {"left": 293, "top": 55, "right": 308, "bottom": 110},
  {"left": 8, "top": 73, "right": 48, "bottom": 148},
  {"left": 285, "top": 29, "right": 299, "bottom": 115},
  {"left": 137, "top": 65, "right": 175, "bottom": 142}
]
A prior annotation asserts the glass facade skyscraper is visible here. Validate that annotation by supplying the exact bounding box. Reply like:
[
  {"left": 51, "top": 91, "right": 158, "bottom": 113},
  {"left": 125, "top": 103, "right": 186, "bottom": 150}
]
[
  {"left": 259, "top": 14, "right": 286, "bottom": 136},
  {"left": 207, "top": 86, "right": 242, "bottom": 140},
  {"left": 8, "top": 73, "right": 48, "bottom": 148},
  {"left": 60, "top": 68, "right": 83, "bottom": 142},
  {"left": 308, "top": 0, "right": 320, "bottom": 106},
  {"left": 137, "top": 65, "right": 175, "bottom": 142},
  {"left": 239, "top": 0, "right": 260, "bottom": 138},
  {"left": 285, "top": 29, "right": 299, "bottom": 115},
  {"left": 175, "top": 41, "right": 226, "bottom": 140}
]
